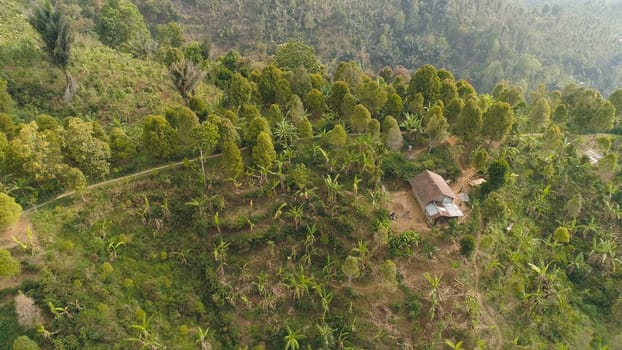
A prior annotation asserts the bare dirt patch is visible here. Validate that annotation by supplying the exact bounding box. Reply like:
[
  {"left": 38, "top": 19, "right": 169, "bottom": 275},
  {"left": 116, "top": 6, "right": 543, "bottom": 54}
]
[
  {"left": 14, "top": 292, "right": 43, "bottom": 328},
  {"left": 387, "top": 190, "right": 430, "bottom": 234},
  {"left": 0, "top": 214, "right": 34, "bottom": 250}
]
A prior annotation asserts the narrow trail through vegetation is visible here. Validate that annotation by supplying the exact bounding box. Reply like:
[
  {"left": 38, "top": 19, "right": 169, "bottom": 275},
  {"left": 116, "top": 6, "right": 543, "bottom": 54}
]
[
  {"left": 25, "top": 151, "right": 233, "bottom": 213},
  {"left": 472, "top": 217, "right": 503, "bottom": 350}
]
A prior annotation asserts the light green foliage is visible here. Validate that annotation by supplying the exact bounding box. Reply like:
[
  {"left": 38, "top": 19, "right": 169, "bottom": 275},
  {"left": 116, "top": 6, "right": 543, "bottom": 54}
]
[
  {"left": 342, "top": 255, "right": 360, "bottom": 282},
  {"left": 406, "top": 93, "right": 424, "bottom": 115},
  {"left": 8, "top": 121, "right": 64, "bottom": 183},
  {"left": 228, "top": 73, "right": 252, "bottom": 108},
  {"left": 456, "top": 80, "right": 476, "bottom": 100},
  {"left": 214, "top": 116, "right": 240, "bottom": 147},
  {"left": 142, "top": 115, "right": 177, "bottom": 159},
  {"left": 221, "top": 141, "right": 244, "bottom": 179},
  {"left": 165, "top": 106, "right": 200, "bottom": 155},
  {"left": 244, "top": 116, "right": 270, "bottom": 146},
  {"left": 297, "top": 117, "right": 313, "bottom": 139},
  {"left": 275, "top": 79, "right": 292, "bottom": 105},
  {"left": 290, "top": 66, "right": 312, "bottom": 97},
  {"left": 565, "top": 194, "right": 582, "bottom": 220},
  {"left": 358, "top": 79, "right": 388, "bottom": 114},
  {"left": 257, "top": 65, "right": 284, "bottom": 105},
  {"left": 192, "top": 120, "right": 220, "bottom": 155},
  {"left": 273, "top": 118, "right": 298, "bottom": 147},
  {"left": 333, "top": 61, "right": 364, "bottom": 90},
  {"left": 304, "top": 88, "right": 326, "bottom": 117},
  {"left": 382, "top": 115, "right": 403, "bottom": 151},
  {"left": 0, "top": 248, "right": 20, "bottom": 277},
  {"left": 408, "top": 64, "right": 441, "bottom": 104},
  {"left": 239, "top": 104, "right": 261, "bottom": 123},
  {"left": 454, "top": 98, "right": 482, "bottom": 144},
  {"left": 553, "top": 227, "right": 570, "bottom": 243},
  {"left": 162, "top": 47, "right": 183, "bottom": 66},
  {"left": 349, "top": 104, "right": 371, "bottom": 133},
  {"left": 0, "top": 131, "right": 7, "bottom": 170},
  {"left": 381, "top": 260, "right": 397, "bottom": 290},
  {"left": 156, "top": 22, "right": 184, "bottom": 48},
  {"left": 266, "top": 104, "right": 282, "bottom": 125},
  {"left": 287, "top": 95, "right": 306, "bottom": 125},
  {"left": 609, "top": 88, "right": 622, "bottom": 117},
  {"left": 472, "top": 148, "right": 489, "bottom": 172},
  {"left": 529, "top": 97, "right": 551, "bottom": 132},
  {"left": 492, "top": 82, "right": 525, "bottom": 108},
  {"left": 424, "top": 105, "right": 449, "bottom": 151},
  {"left": 368, "top": 118, "right": 380, "bottom": 139},
  {"left": 326, "top": 124, "right": 346, "bottom": 147},
  {"left": 0, "top": 78, "right": 14, "bottom": 113},
  {"left": 252, "top": 131, "right": 276, "bottom": 170},
  {"left": 0, "top": 193, "right": 22, "bottom": 229},
  {"left": 384, "top": 93, "right": 403, "bottom": 117},
  {"left": 389, "top": 230, "right": 420, "bottom": 257},
  {"left": 109, "top": 127, "right": 136, "bottom": 163},
  {"left": 340, "top": 93, "right": 358, "bottom": 118},
  {"left": 328, "top": 81, "right": 350, "bottom": 114},
  {"left": 12, "top": 335, "right": 40, "bottom": 350},
  {"left": 182, "top": 42, "right": 203, "bottom": 64},
  {"left": 63, "top": 117, "right": 111, "bottom": 180},
  {"left": 445, "top": 97, "right": 464, "bottom": 125},
  {"left": 275, "top": 40, "right": 321, "bottom": 73},
  {"left": 440, "top": 79, "right": 458, "bottom": 106},
  {"left": 0, "top": 114, "right": 17, "bottom": 138},
  {"left": 96, "top": 0, "right": 149, "bottom": 49},
  {"left": 65, "top": 167, "right": 87, "bottom": 197},
  {"left": 482, "top": 101, "right": 513, "bottom": 143},
  {"left": 598, "top": 153, "right": 618, "bottom": 178}
]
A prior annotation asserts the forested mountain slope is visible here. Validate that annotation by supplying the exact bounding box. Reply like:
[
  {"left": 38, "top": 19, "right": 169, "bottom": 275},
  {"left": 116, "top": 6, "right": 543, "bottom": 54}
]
[
  {"left": 169, "top": 0, "right": 622, "bottom": 94},
  {"left": 0, "top": 0, "right": 622, "bottom": 348}
]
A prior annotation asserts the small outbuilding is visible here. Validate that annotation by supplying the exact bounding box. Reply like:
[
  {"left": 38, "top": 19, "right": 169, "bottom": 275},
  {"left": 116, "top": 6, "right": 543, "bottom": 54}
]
[{"left": 409, "top": 170, "right": 463, "bottom": 225}]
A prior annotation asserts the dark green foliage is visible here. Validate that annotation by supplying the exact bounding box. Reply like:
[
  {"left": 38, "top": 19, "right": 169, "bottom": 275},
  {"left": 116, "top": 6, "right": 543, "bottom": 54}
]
[
  {"left": 29, "top": 1, "right": 73, "bottom": 70},
  {"left": 388, "top": 230, "right": 420, "bottom": 257},
  {"left": 328, "top": 81, "right": 350, "bottom": 114},
  {"left": 482, "top": 158, "right": 510, "bottom": 194},
  {"left": 459, "top": 235, "right": 475, "bottom": 258}
]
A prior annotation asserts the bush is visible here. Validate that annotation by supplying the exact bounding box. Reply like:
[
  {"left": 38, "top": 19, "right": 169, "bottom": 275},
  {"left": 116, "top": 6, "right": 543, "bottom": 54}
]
[
  {"left": 388, "top": 230, "right": 420, "bottom": 257},
  {"left": 459, "top": 235, "right": 476, "bottom": 258}
]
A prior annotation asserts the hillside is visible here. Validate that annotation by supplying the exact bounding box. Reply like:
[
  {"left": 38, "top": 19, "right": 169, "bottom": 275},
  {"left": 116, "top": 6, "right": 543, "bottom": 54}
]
[{"left": 0, "top": 0, "right": 622, "bottom": 349}]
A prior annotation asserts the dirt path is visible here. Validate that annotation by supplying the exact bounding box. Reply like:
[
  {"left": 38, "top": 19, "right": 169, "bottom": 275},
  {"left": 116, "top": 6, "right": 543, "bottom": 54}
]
[{"left": 472, "top": 216, "right": 504, "bottom": 350}]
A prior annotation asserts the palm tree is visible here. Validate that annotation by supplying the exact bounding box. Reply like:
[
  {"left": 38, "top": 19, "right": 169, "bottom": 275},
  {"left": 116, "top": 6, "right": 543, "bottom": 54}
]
[
  {"left": 284, "top": 325, "right": 305, "bottom": 350},
  {"left": 274, "top": 118, "right": 299, "bottom": 148},
  {"left": 286, "top": 205, "right": 304, "bottom": 230},
  {"left": 126, "top": 314, "right": 163, "bottom": 350},
  {"left": 170, "top": 59, "right": 203, "bottom": 104},
  {"left": 213, "top": 240, "right": 230, "bottom": 275},
  {"left": 400, "top": 112, "right": 424, "bottom": 141},
  {"left": 29, "top": 1, "right": 76, "bottom": 102},
  {"left": 196, "top": 327, "right": 213, "bottom": 350},
  {"left": 323, "top": 174, "right": 343, "bottom": 205},
  {"left": 424, "top": 272, "right": 442, "bottom": 321}
]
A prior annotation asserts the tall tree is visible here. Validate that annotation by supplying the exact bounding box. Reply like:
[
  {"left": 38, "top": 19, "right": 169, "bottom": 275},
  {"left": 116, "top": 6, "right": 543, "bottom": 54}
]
[
  {"left": 221, "top": 141, "right": 244, "bottom": 179},
  {"left": 0, "top": 193, "right": 22, "bottom": 229},
  {"left": 96, "top": 0, "right": 149, "bottom": 49},
  {"left": 424, "top": 105, "right": 449, "bottom": 152},
  {"left": 252, "top": 131, "right": 276, "bottom": 170},
  {"left": 350, "top": 104, "right": 371, "bottom": 133},
  {"left": 529, "top": 97, "right": 551, "bottom": 132},
  {"left": 142, "top": 115, "right": 177, "bottom": 159},
  {"left": 382, "top": 115, "right": 403, "bottom": 151},
  {"left": 63, "top": 117, "right": 111, "bottom": 180},
  {"left": 275, "top": 40, "right": 321, "bottom": 73},
  {"left": 482, "top": 101, "right": 514, "bottom": 145},
  {"left": 408, "top": 64, "right": 441, "bottom": 105},
  {"left": 29, "top": 0, "right": 76, "bottom": 102},
  {"left": 170, "top": 59, "right": 203, "bottom": 104},
  {"left": 454, "top": 98, "right": 482, "bottom": 144}
]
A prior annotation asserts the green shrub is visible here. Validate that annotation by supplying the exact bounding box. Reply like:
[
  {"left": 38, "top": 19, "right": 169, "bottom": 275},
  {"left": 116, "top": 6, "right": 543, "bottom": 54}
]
[
  {"left": 459, "top": 235, "right": 476, "bottom": 258},
  {"left": 388, "top": 230, "right": 420, "bottom": 257}
]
